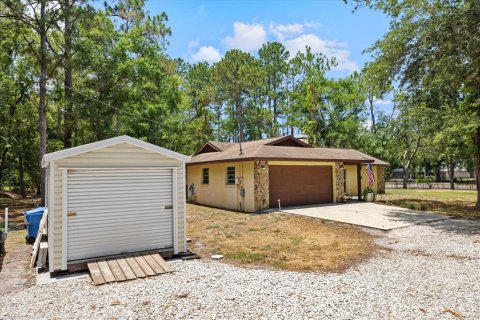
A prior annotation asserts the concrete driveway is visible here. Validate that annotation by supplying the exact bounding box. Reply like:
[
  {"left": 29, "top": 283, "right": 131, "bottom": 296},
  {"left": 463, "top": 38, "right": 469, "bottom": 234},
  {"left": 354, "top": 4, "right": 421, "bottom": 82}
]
[{"left": 282, "top": 201, "right": 451, "bottom": 230}]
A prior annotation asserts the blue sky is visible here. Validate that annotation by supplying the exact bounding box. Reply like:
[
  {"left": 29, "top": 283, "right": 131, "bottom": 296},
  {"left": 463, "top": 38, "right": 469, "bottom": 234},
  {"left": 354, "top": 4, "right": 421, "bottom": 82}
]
[
  {"left": 147, "top": 0, "right": 393, "bottom": 110},
  {"left": 149, "top": 1, "right": 389, "bottom": 71}
]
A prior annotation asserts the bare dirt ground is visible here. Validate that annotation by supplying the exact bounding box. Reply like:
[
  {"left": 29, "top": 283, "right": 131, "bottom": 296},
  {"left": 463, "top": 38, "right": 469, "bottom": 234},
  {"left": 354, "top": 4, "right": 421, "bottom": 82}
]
[
  {"left": 0, "top": 195, "right": 39, "bottom": 295},
  {"left": 0, "top": 230, "right": 35, "bottom": 295},
  {"left": 187, "top": 204, "right": 375, "bottom": 272}
]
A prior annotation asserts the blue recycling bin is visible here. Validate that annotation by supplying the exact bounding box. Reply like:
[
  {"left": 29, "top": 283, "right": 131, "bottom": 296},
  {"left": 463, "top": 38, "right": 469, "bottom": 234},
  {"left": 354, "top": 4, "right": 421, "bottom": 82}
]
[{"left": 24, "top": 207, "right": 45, "bottom": 244}]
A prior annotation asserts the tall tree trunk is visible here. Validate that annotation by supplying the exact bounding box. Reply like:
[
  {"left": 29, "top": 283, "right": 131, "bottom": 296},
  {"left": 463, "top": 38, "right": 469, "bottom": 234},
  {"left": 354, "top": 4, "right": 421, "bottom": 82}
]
[
  {"left": 402, "top": 165, "right": 408, "bottom": 189},
  {"left": 39, "top": 0, "right": 48, "bottom": 206},
  {"left": 18, "top": 155, "right": 26, "bottom": 198},
  {"left": 0, "top": 147, "right": 8, "bottom": 184},
  {"left": 435, "top": 161, "right": 441, "bottom": 182},
  {"left": 449, "top": 161, "right": 455, "bottom": 190},
  {"left": 236, "top": 91, "right": 243, "bottom": 154},
  {"left": 116, "top": 109, "right": 121, "bottom": 134},
  {"left": 475, "top": 127, "right": 480, "bottom": 209},
  {"left": 63, "top": 0, "right": 73, "bottom": 148},
  {"left": 368, "top": 93, "right": 376, "bottom": 133}
]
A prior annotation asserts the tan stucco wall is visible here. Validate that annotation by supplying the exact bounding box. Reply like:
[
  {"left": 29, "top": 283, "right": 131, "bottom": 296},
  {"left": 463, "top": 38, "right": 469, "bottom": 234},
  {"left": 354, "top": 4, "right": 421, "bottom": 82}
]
[
  {"left": 268, "top": 161, "right": 337, "bottom": 203},
  {"left": 345, "top": 165, "right": 380, "bottom": 196},
  {"left": 186, "top": 161, "right": 255, "bottom": 212},
  {"left": 48, "top": 142, "right": 186, "bottom": 271}
]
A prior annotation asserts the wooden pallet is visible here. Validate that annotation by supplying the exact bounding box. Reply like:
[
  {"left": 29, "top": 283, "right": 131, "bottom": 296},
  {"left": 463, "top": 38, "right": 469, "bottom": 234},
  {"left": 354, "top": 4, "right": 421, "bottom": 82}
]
[
  {"left": 87, "top": 253, "right": 173, "bottom": 286},
  {"left": 30, "top": 209, "right": 48, "bottom": 268}
]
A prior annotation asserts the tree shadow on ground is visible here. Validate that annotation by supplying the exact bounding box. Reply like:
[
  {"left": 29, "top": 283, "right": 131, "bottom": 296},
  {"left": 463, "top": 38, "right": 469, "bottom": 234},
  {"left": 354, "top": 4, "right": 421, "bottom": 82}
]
[
  {"left": 380, "top": 208, "right": 480, "bottom": 236},
  {"left": 378, "top": 198, "right": 480, "bottom": 220}
]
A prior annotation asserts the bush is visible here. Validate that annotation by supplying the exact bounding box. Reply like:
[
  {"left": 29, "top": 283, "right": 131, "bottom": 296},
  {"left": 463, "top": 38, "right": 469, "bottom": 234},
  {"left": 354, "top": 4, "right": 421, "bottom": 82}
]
[{"left": 416, "top": 176, "right": 434, "bottom": 183}]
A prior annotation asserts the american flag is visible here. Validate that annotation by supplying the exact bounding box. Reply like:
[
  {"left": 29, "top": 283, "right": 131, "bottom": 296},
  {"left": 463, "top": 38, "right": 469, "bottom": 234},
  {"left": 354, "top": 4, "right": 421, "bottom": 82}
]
[{"left": 366, "top": 163, "right": 375, "bottom": 186}]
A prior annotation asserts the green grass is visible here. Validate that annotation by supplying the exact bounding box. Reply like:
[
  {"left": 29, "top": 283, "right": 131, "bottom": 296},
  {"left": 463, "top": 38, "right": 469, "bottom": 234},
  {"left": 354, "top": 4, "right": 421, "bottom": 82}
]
[
  {"left": 227, "top": 251, "right": 267, "bottom": 263},
  {"left": 376, "top": 189, "right": 479, "bottom": 219},
  {"left": 290, "top": 236, "right": 304, "bottom": 245}
]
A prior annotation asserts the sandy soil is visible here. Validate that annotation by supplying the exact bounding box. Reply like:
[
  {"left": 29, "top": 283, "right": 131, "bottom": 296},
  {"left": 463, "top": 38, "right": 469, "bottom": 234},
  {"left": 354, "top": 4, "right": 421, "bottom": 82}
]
[{"left": 0, "top": 231, "right": 36, "bottom": 295}]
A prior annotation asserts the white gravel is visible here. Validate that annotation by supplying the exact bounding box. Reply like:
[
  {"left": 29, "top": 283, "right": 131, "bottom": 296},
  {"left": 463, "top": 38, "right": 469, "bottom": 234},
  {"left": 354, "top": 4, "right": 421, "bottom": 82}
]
[{"left": 2, "top": 219, "right": 480, "bottom": 320}]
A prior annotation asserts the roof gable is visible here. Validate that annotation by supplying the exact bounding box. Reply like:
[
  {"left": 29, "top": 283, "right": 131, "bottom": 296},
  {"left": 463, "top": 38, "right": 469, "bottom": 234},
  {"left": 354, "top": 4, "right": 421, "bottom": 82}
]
[
  {"left": 194, "top": 141, "right": 235, "bottom": 156},
  {"left": 194, "top": 142, "right": 221, "bottom": 156},
  {"left": 265, "top": 135, "right": 312, "bottom": 148},
  {"left": 42, "top": 135, "right": 189, "bottom": 167}
]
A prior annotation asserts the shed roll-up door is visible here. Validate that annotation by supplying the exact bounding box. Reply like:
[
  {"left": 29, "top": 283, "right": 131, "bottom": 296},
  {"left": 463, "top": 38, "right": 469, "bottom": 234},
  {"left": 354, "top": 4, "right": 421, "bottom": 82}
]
[{"left": 66, "top": 169, "right": 174, "bottom": 262}]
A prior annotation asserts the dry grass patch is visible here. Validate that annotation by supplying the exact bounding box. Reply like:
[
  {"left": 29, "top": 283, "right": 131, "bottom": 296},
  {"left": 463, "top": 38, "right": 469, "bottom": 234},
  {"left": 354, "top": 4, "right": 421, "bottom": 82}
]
[
  {"left": 187, "top": 204, "right": 374, "bottom": 272},
  {"left": 376, "top": 189, "right": 480, "bottom": 219}
]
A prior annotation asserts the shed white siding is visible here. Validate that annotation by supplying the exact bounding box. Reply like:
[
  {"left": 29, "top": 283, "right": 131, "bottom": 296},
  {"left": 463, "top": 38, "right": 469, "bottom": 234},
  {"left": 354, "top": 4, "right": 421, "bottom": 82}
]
[{"left": 47, "top": 141, "right": 186, "bottom": 271}]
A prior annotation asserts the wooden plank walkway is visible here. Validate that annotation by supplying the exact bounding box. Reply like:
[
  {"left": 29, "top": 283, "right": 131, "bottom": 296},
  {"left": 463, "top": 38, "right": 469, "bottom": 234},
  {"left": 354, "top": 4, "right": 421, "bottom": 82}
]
[{"left": 87, "top": 253, "right": 173, "bottom": 286}]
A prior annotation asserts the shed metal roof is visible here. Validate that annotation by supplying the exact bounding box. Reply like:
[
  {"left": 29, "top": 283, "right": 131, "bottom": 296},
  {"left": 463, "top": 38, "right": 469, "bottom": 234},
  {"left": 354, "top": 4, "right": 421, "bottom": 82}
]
[{"left": 42, "top": 135, "right": 190, "bottom": 167}]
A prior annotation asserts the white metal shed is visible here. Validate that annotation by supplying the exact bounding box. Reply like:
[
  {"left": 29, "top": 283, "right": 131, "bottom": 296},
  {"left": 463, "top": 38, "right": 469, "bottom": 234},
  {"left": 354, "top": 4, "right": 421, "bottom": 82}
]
[{"left": 42, "top": 136, "right": 189, "bottom": 272}]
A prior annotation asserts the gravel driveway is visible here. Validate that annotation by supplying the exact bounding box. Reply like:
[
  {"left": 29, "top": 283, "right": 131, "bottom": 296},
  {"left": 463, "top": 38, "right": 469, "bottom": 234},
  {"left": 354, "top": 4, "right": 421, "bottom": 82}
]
[{"left": 1, "top": 219, "right": 480, "bottom": 320}]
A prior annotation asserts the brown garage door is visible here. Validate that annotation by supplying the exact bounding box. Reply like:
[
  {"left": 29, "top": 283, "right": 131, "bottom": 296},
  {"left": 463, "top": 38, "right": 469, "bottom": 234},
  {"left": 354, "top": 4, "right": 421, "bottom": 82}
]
[{"left": 269, "top": 165, "right": 333, "bottom": 208}]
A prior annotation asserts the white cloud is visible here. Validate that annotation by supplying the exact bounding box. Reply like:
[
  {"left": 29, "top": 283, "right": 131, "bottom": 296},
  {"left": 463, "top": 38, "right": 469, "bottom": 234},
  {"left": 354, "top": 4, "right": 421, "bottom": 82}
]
[
  {"left": 191, "top": 46, "right": 222, "bottom": 64},
  {"left": 187, "top": 39, "right": 199, "bottom": 51},
  {"left": 373, "top": 98, "right": 392, "bottom": 105},
  {"left": 363, "top": 119, "right": 373, "bottom": 130},
  {"left": 223, "top": 22, "right": 267, "bottom": 52},
  {"left": 269, "top": 23, "right": 305, "bottom": 41},
  {"left": 304, "top": 21, "right": 321, "bottom": 28},
  {"left": 283, "top": 34, "right": 358, "bottom": 72},
  {"left": 269, "top": 22, "right": 320, "bottom": 41}
]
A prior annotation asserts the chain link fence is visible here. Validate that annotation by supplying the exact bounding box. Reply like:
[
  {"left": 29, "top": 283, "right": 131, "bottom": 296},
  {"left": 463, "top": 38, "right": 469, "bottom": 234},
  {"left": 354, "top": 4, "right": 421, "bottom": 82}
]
[{"left": 386, "top": 181, "right": 477, "bottom": 190}]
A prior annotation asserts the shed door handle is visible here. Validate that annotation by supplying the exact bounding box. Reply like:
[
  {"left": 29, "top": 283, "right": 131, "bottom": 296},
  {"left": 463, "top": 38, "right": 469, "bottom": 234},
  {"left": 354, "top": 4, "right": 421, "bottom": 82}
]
[{"left": 165, "top": 205, "right": 173, "bottom": 210}]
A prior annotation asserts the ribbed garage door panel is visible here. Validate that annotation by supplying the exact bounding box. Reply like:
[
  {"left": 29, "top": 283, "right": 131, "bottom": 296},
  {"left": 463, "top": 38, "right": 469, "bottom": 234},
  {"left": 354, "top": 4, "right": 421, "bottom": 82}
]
[
  {"left": 67, "top": 169, "right": 173, "bottom": 261},
  {"left": 269, "top": 165, "right": 333, "bottom": 208}
]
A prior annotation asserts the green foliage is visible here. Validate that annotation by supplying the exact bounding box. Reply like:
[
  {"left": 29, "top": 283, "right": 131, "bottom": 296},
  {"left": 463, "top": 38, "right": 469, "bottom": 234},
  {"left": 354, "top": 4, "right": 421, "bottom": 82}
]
[
  {"left": 363, "top": 187, "right": 375, "bottom": 200},
  {"left": 1, "top": 0, "right": 478, "bottom": 202}
]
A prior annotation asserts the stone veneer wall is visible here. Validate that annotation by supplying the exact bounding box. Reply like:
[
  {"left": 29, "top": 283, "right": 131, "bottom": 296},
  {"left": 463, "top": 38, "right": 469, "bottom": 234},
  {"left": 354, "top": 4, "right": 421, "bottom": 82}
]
[
  {"left": 254, "top": 160, "right": 269, "bottom": 211},
  {"left": 377, "top": 166, "right": 386, "bottom": 194},
  {"left": 335, "top": 162, "right": 345, "bottom": 202}
]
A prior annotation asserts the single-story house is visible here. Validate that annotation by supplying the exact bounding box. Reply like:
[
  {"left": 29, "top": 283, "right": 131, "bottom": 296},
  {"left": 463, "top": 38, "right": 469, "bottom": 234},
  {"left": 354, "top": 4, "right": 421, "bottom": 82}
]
[
  {"left": 186, "top": 136, "right": 388, "bottom": 212},
  {"left": 42, "top": 135, "right": 188, "bottom": 272}
]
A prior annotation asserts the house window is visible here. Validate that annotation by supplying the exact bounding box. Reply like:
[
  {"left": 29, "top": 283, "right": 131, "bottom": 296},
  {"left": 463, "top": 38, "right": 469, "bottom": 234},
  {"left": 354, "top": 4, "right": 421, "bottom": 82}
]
[
  {"left": 226, "top": 166, "right": 236, "bottom": 185},
  {"left": 202, "top": 168, "right": 209, "bottom": 184}
]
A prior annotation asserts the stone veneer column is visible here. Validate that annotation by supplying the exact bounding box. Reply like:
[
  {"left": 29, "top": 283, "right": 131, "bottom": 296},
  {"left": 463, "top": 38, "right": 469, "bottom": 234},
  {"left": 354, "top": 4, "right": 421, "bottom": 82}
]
[
  {"left": 377, "top": 166, "right": 386, "bottom": 194},
  {"left": 335, "top": 162, "right": 345, "bottom": 203},
  {"left": 254, "top": 160, "right": 269, "bottom": 211}
]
